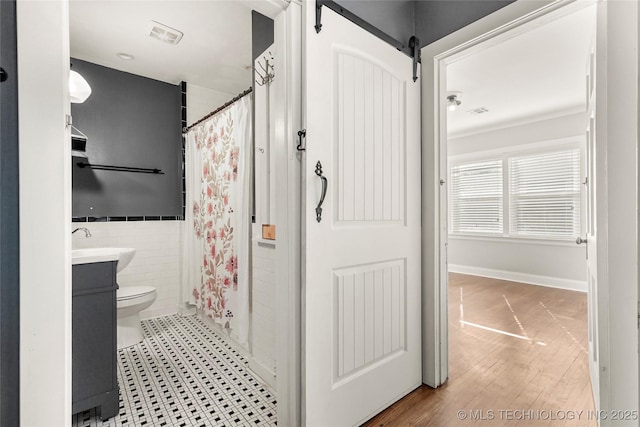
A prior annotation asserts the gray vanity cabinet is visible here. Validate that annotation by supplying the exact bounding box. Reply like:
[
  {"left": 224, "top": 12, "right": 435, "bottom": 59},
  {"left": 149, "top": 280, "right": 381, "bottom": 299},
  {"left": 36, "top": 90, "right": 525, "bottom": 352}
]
[{"left": 72, "top": 261, "right": 119, "bottom": 420}]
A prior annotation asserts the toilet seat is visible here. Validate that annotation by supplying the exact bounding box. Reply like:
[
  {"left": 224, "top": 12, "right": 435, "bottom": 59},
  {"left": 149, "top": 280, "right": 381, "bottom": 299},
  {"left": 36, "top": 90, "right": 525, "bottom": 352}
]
[{"left": 118, "top": 286, "right": 156, "bottom": 301}]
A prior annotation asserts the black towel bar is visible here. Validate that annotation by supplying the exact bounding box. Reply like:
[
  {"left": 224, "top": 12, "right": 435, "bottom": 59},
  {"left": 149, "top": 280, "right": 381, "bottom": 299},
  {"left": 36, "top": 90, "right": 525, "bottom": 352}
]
[{"left": 76, "top": 162, "right": 164, "bottom": 174}]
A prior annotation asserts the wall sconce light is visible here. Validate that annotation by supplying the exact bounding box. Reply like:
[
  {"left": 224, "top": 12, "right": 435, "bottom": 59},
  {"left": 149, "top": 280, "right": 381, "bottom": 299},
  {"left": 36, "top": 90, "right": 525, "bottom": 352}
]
[
  {"left": 69, "top": 70, "right": 92, "bottom": 103},
  {"left": 447, "top": 92, "right": 462, "bottom": 112}
]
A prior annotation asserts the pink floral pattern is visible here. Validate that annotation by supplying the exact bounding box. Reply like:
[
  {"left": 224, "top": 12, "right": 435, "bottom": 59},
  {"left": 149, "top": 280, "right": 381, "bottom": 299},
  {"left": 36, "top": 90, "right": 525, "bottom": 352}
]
[{"left": 191, "top": 112, "right": 239, "bottom": 326}]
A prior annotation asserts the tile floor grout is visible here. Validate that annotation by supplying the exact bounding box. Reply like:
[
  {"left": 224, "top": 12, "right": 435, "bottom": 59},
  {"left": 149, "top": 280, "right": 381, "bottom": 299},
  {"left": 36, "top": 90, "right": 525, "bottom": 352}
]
[{"left": 72, "top": 314, "right": 277, "bottom": 427}]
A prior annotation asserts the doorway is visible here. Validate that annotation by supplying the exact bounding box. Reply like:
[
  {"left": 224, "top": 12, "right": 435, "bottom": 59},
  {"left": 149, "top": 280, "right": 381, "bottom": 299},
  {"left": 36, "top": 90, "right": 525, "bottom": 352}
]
[
  {"left": 443, "top": 4, "right": 596, "bottom": 416},
  {"left": 422, "top": 0, "right": 639, "bottom": 418},
  {"left": 15, "top": 1, "right": 300, "bottom": 426},
  {"left": 69, "top": 2, "right": 278, "bottom": 426}
]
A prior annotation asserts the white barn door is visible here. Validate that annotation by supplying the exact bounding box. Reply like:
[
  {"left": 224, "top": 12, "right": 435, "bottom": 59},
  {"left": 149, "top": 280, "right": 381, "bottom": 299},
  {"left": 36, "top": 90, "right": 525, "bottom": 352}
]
[{"left": 303, "top": 4, "right": 421, "bottom": 426}]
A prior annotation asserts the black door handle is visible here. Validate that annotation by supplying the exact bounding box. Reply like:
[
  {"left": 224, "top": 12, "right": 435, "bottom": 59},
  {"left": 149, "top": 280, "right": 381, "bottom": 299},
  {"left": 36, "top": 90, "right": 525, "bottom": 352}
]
[
  {"left": 0, "top": 68, "right": 7, "bottom": 82},
  {"left": 315, "top": 161, "right": 327, "bottom": 222}
]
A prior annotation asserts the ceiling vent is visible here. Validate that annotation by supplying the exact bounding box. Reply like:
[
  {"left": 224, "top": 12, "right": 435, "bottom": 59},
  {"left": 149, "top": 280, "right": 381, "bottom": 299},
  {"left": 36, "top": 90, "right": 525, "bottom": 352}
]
[
  {"left": 149, "top": 21, "right": 184, "bottom": 45},
  {"left": 467, "top": 107, "right": 489, "bottom": 115}
]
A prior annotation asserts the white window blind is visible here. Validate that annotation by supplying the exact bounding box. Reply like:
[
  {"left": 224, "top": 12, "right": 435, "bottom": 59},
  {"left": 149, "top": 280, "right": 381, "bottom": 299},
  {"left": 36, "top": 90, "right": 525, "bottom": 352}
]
[
  {"left": 509, "top": 149, "right": 581, "bottom": 238},
  {"left": 450, "top": 160, "right": 503, "bottom": 234}
]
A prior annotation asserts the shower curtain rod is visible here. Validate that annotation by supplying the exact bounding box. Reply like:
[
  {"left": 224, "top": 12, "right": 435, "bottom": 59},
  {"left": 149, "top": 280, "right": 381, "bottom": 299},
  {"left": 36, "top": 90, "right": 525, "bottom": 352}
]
[{"left": 182, "top": 87, "right": 253, "bottom": 134}]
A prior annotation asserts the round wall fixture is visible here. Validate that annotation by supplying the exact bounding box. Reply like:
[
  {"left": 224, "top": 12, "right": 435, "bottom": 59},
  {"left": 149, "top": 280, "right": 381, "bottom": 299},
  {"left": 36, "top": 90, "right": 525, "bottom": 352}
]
[{"left": 447, "top": 91, "right": 463, "bottom": 112}]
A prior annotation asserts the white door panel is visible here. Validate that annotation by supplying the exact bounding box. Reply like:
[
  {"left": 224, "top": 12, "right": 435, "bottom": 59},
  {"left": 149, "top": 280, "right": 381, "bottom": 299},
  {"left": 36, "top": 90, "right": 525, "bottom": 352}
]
[{"left": 303, "top": 4, "right": 421, "bottom": 426}]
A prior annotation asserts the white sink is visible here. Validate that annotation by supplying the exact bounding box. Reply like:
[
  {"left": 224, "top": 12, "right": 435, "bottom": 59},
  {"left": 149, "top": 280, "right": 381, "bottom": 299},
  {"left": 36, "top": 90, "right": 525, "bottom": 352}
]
[{"left": 72, "top": 247, "right": 136, "bottom": 273}]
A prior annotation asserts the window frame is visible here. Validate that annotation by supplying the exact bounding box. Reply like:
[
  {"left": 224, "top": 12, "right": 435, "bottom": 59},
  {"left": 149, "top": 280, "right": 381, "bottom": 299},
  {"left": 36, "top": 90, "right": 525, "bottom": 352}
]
[
  {"left": 448, "top": 137, "right": 586, "bottom": 243},
  {"left": 449, "top": 158, "right": 504, "bottom": 236}
]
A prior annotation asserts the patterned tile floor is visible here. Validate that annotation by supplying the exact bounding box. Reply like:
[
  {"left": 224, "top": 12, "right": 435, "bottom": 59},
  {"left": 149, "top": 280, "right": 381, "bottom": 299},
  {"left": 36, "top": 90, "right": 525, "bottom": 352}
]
[{"left": 72, "top": 314, "right": 277, "bottom": 427}]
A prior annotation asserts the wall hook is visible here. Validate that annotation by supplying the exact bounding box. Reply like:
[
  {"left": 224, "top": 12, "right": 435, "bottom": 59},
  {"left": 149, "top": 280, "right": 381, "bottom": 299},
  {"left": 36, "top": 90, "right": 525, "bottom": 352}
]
[{"left": 297, "top": 129, "right": 306, "bottom": 151}]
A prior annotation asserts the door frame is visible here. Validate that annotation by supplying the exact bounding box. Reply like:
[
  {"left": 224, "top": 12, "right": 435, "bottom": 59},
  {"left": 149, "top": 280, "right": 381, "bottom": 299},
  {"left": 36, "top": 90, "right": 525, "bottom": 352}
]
[
  {"left": 273, "top": 1, "right": 302, "bottom": 426},
  {"left": 421, "top": 0, "right": 638, "bottom": 419}
]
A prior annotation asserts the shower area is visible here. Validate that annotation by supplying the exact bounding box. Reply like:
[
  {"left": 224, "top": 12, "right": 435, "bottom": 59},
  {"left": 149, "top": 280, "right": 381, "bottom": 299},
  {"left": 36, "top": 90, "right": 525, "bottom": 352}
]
[
  {"left": 69, "top": 2, "right": 281, "bottom": 425},
  {"left": 182, "top": 77, "right": 278, "bottom": 389}
]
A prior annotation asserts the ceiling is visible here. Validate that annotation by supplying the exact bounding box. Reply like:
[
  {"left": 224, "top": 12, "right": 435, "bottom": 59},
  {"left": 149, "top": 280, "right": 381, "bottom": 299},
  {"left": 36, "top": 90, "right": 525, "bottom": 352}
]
[
  {"left": 70, "top": 2, "right": 597, "bottom": 129},
  {"left": 69, "top": 1, "right": 262, "bottom": 94},
  {"left": 446, "top": 5, "right": 597, "bottom": 137}
]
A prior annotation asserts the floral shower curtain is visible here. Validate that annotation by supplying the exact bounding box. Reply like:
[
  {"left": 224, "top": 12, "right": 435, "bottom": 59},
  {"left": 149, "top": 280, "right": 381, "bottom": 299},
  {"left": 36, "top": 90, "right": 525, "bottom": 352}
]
[{"left": 182, "top": 96, "right": 251, "bottom": 347}]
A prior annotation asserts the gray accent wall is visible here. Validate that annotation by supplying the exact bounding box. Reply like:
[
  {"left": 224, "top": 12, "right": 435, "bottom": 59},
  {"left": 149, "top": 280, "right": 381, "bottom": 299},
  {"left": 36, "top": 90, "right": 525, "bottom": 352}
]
[
  {"left": 71, "top": 59, "right": 182, "bottom": 217},
  {"left": 251, "top": 11, "right": 274, "bottom": 222},
  {"left": 0, "top": 0, "right": 20, "bottom": 425},
  {"left": 334, "top": 0, "right": 415, "bottom": 49},
  {"left": 252, "top": 11, "right": 274, "bottom": 61},
  {"left": 318, "top": 0, "right": 514, "bottom": 52},
  {"left": 415, "top": 0, "right": 515, "bottom": 46}
]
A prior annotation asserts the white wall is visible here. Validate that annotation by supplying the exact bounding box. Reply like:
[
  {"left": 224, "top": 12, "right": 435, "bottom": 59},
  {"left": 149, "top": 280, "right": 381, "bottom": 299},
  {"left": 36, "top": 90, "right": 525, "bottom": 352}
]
[
  {"left": 449, "top": 111, "right": 585, "bottom": 156},
  {"left": 17, "top": 1, "right": 72, "bottom": 425},
  {"left": 251, "top": 50, "right": 278, "bottom": 387},
  {"left": 250, "top": 240, "right": 277, "bottom": 388},
  {"left": 448, "top": 112, "right": 587, "bottom": 291},
  {"left": 72, "top": 221, "right": 182, "bottom": 318}
]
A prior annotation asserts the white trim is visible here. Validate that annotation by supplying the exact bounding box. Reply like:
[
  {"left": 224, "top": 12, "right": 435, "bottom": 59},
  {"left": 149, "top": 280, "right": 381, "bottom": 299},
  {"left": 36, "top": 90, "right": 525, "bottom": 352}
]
[
  {"left": 255, "top": 238, "right": 277, "bottom": 247},
  {"left": 248, "top": 358, "right": 277, "bottom": 390},
  {"left": 274, "top": 3, "right": 302, "bottom": 427},
  {"left": 18, "top": 1, "right": 72, "bottom": 425},
  {"left": 240, "top": 0, "right": 291, "bottom": 19},
  {"left": 177, "top": 304, "right": 197, "bottom": 317},
  {"left": 140, "top": 306, "right": 179, "bottom": 320},
  {"left": 448, "top": 264, "right": 587, "bottom": 293},
  {"left": 448, "top": 234, "right": 580, "bottom": 247}
]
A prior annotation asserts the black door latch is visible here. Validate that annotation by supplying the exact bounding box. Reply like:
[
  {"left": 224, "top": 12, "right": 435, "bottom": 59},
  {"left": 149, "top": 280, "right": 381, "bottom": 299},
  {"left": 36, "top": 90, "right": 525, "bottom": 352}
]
[{"left": 0, "top": 67, "right": 7, "bottom": 82}]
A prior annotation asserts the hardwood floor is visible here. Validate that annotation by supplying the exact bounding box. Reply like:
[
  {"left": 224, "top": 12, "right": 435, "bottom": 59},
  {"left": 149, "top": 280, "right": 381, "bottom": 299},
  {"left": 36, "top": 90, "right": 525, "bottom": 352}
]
[{"left": 362, "top": 273, "right": 595, "bottom": 427}]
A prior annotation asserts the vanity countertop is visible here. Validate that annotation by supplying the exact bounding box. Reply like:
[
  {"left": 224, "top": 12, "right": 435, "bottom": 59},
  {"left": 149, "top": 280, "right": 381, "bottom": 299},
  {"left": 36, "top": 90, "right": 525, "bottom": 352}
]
[{"left": 72, "top": 247, "right": 136, "bottom": 272}]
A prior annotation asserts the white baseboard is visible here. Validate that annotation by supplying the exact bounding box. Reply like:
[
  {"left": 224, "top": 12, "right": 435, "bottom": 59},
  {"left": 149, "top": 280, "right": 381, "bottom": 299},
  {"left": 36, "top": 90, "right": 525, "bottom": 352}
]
[
  {"left": 140, "top": 305, "right": 178, "bottom": 320},
  {"left": 448, "top": 264, "right": 587, "bottom": 292},
  {"left": 178, "top": 304, "right": 197, "bottom": 317},
  {"left": 248, "top": 358, "right": 277, "bottom": 390}
]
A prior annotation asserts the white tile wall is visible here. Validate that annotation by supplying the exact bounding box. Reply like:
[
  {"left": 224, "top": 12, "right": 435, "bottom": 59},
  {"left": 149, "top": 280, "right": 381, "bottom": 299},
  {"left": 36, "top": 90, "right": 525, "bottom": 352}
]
[
  {"left": 250, "top": 240, "right": 277, "bottom": 386},
  {"left": 187, "top": 83, "right": 233, "bottom": 126},
  {"left": 72, "top": 221, "right": 183, "bottom": 319}
]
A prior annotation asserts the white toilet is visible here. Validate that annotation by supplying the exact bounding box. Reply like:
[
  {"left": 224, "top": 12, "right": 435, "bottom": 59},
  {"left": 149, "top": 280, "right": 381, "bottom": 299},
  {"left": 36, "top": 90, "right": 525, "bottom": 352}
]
[{"left": 117, "top": 286, "right": 157, "bottom": 349}]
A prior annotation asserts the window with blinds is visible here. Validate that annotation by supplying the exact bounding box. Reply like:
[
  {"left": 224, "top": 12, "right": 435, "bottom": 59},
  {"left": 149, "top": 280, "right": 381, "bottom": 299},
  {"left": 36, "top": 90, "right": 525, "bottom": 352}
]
[
  {"left": 509, "top": 149, "right": 581, "bottom": 238},
  {"left": 450, "top": 160, "right": 503, "bottom": 234}
]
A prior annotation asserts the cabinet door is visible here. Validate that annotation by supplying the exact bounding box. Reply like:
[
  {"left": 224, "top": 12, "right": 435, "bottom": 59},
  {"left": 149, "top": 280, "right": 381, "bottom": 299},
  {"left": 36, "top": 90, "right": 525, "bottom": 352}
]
[
  {"left": 72, "top": 290, "right": 117, "bottom": 401},
  {"left": 72, "top": 262, "right": 117, "bottom": 405}
]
